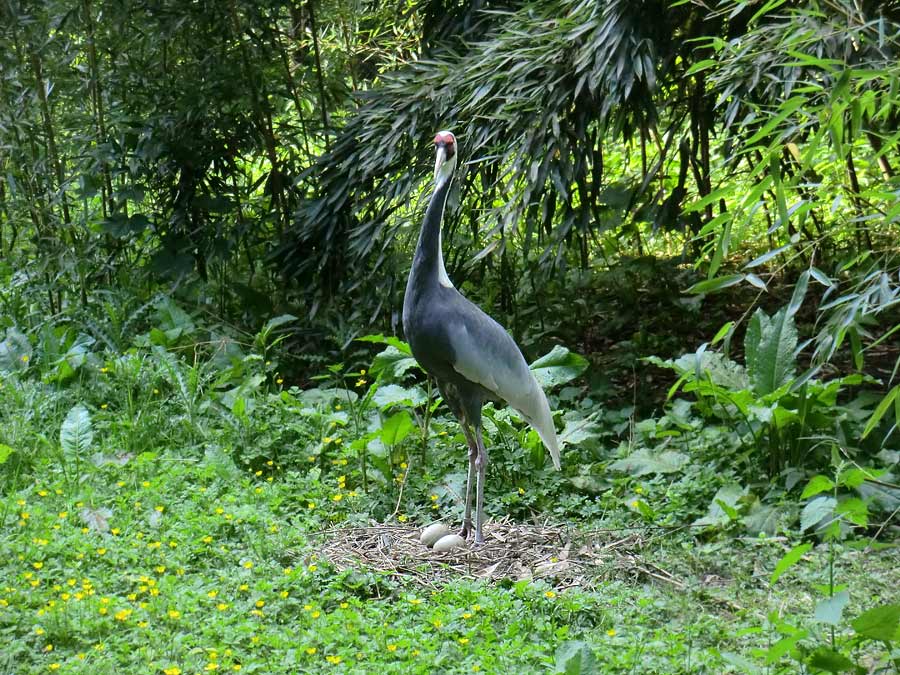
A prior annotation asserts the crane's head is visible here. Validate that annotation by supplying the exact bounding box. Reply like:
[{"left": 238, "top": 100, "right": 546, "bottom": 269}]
[{"left": 433, "top": 130, "right": 457, "bottom": 186}]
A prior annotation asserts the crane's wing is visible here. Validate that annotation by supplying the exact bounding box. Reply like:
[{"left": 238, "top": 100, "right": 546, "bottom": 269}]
[{"left": 446, "top": 304, "right": 561, "bottom": 470}]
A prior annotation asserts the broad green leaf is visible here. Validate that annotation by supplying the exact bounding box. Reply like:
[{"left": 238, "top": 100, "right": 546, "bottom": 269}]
[
  {"left": 745, "top": 307, "right": 797, "bottom": 396},
  {"left": 0, "top": 444, "right": 13, "bottom": 465},
  {"left": 693, "top": 484, "right": 746, "bottom": 527},
  {"left": 815, "top": 590, "right": 850, "bottom": 625},
  {"left": 357, "top": 334, "right": 412, "bottom": 355},
  {"left": 60, "top": 405, "right": 94, "bottom": 458},
  {"left": 800, "top": 496, "right": 837, "bottom": 532},
  {"left": 608, "top": 448, "right": 689, "bottom": 477},
  {"left": 369, "top": 346, "right": 420, "bottom": 379},
  {"left": 765, "top": 631, "right": 808, "bottom": 663},
  {"left": 554, "top": 640, "right": 599, "bottom": 675},
  {"left": 686, "top": 274, "right": 745, "bottom": 294},
  {"left": 771, "top": 542, "right": 812, "bottom": 584},
  {"left": 380, "top": 411, "right": 414, "bottom": 446},
  {"left": 373, "top": 384, "right": 427, "bottom": 409},
  {"left": 851, "top": 603, "right": 900, "bottom": 641},
  {"left": 861, "top": 384, "right": 899, "bottom": 439},
  {"left": 298, "top": 387, "right": 358, "bottom": 407},
  {"left": 262, "top": 314, "right": 297, "bottom": 333},
  {"left": 806, "top": 648, "right": 856, "bottom": 673},
  {"left": 835, "top": 498, "right": 868, "bottom": 527},
  {"left": 529, "top": 345, "right": 588, "bottom": 389},
  {"left": 0, "top": 327, "right": 32, "bottom": 372},
  {"left": 787, "top": 270, "right": 809, "bottom": 317},
  {"left": 711, "top": 321, "right": 734, "bottom": 345},
  {"left": 801, "top": 475, "right": 835, "bottom": 499}
]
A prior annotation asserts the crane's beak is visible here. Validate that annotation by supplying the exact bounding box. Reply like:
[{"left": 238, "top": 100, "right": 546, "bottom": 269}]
[{"left": 434, "top": 146, "right": 447, "bottom": 182}]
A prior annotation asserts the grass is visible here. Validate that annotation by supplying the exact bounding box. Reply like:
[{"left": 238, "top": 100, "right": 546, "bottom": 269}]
[
  {"left": 3, "top": 438, "right": 897, "bottom": 674},
  {"left": 1, "top": 324, "right": 897, "bottom": 674}
]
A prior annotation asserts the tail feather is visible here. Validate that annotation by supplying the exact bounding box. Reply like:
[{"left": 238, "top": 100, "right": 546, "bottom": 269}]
[{"left": 517, "top": 375, "right": 561, "bottom": 470}]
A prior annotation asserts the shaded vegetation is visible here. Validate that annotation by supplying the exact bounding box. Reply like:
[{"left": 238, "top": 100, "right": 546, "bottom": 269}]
[{"left": 1, "top": 0, "right": 899, "bottom": 672}]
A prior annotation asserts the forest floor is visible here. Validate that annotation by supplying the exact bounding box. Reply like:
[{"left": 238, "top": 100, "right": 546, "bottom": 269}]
[{"left": 3, "top": 446, "right": 897, "bottom": 675}]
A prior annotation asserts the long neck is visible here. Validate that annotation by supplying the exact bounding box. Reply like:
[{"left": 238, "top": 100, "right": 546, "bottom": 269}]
[{"left": 409, "top": 173, "right": 454, "bottom": 291}]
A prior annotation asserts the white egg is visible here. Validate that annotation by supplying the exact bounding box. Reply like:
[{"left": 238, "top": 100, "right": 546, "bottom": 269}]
[
  {"left": 432, "top": 533, "right": 466, "bottom": 552},
  {"left": 419, "top": 522, "right": 452, "bottom": 547}
]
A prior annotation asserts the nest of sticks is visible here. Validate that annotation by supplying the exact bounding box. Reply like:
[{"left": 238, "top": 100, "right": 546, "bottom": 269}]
[{"left": 297, "top": 517, "right": 683, "bottom": 590}]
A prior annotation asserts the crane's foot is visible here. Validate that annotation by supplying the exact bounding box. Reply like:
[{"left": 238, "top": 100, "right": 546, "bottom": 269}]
[{"left": 458, "top": 520, "right": 472, "bottom": 539}]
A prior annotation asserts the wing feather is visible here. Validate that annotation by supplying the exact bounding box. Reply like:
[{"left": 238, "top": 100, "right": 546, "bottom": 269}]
[{"left": 448, "top": 313, "right": 561, "bottom": 470}]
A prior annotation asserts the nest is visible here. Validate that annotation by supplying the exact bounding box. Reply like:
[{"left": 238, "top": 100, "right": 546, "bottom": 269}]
[{"left": 298, "top": 518, "right": 683, "bottom": 590}]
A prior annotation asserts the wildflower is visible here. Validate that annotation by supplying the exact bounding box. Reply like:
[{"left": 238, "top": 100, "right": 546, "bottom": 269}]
[
  {"left": 217, "top": 603, "right": 229, "bottom": 611},
  {"left": 48, "top": 665, "right": 60, "bottom": 671},
  {"left": 33, "top": 561, "right": 43, "bottom": 570},
  {"left": 339, "top": 602, "right": 348, "bottom": 609},
  {"left": 518, "top": 487, "right": 525, "bottom": 495},
  {"left": 208, "top": 590, "right": 218, "bottom": 598},
  {"left": 168, "top": 610, "right": 181, "bottom": 620},
  {"left": 606, "top": 629, "right": 616, "bottom": 637},
  {"left": 21, "top": 354, "right": 29, "bottom": 363},
  {"left": 242, "top": 561, "right": 253, "bottom": 569},
  {"left": 432, "top": 619, "right": 443, "bottom": 628},
  {"left": 111, "top": 528, "right": 120, "bottom": 535},
  {"left": 283, "top": 567, "right": 293, "bottom": 575},
  {"left": 58, "top": 512, "right": 67, "bottom": 519},
  {"left": 462, "top": 612, "right": 472, "bottom": 619},
  {"left": 430, "top": 494, "right": 438, "bottom": 501},
  {"left": 115, "top": 609, "right": 132, "bottom": 621},
  {"left": 155, "top": 565, "right": 166, "bottom": 574},
  {"left": 155, "top": 505, "right": 164, "bottom": 513},
  {"left": 239, "top": 584, "right": 249, "bottom": 591},
  {"left": 205, "top": 664, "right": 219, "bottom": 671},
  {"left": 305, "top": 647, "right": 317, "bottom": 655},
  {"left": 279, "top": 590, "right": 288, "bottom": 599},
  {"left": 398, "top": 514, "right": 408, "bottom": 523},
  {"left": 332, "top": 494, "right": 342, "bottom": 502},
  {"left": 276, "top": 377, "right": 284, "bottom": 385},
  {"left": 409, "top": 598, "right": 422, "bottom": 606},
  {"left": 326, "top": 655, "right": 342, "bottom": 664},
  {"left": 101, "top": 403, "right": 108, "bottom": 409},
  {"left": 544, "top": 591, "right": 556, "bottom": 599},
  {"left": 458, "top": 638, "right": 469, "bottom": 645},
  {"left": 203, "top": 535, "right": 213, "bottom": 544},
  {"left": 387, "top": 644, "right": 397, "bottom": 652},
  {"left": 255, "top": 600, "right": 265, "bottom": 608},
  {"left": 311, "top": 611, "right": 321, "bottom": 619},
  {"left": 163, "top": 668, "right": 182, "bottom": 675}
]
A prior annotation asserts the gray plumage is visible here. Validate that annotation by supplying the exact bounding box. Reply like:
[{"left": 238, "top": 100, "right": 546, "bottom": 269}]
[{"left": 403, "top": 131, "right": 560, "bottom": 545}]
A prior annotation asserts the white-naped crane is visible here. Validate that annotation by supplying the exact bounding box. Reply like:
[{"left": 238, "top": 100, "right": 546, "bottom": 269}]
[{"left": 402, "top": 131, "right": 561, "bottom": 545}]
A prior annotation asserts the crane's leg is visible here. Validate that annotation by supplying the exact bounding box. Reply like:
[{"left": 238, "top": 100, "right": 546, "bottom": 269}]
[
  {"left": 459, "top": 424, "right": 478, "bottom": 539},
  {"left": 473, "top": 427, "right": 489, "bottom": 545}
]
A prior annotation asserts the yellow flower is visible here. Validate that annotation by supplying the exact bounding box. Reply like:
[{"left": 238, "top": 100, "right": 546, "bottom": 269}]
[
  {"left": 155, "top": 565, "right": 166, "bottom": 574},
  {"left": 242, "top": 561, "right": 253, "bottom": 569},
  {"left": 458, "top": 638, "right": 469, "bottom": 645},
  {"left": 387, "top": 644, "right": 397, "bottom": 652},
  {"left": 332, "top": 494, "right": 342, "bottom": 502},
  {"left": 155, "top": 505, "right": 164, "bottom": 513},
  {"left": 208, "top": 590, "right": 218, "bottom": 598},
  {"left": 35, "top": 627, "right": 45, "bottom": 635},
  {"left": 462, "top": 612, "right": 472, "bottom": 619},
  {"left": 430, "top": 494, "right": 438, "bottom": 501},
  {"left": 398, "top": 514, "right": 408, "bottom": 523},
  {"left": 203, "top": 535, "right": 213, "bottom": 544},
  {"left": 115, "top": 609, "right": 132, "bottom": 621},
  {"left": 48, "top": 665, "right": 60, "bottom": 672},
  {"left": 33, "top": 561, "right": 43, "bottom": 569},
  {"left": 255, "top": 600, "right": 265, "bottom": 608},
  {"left": 544, "top": 591, "right": 556, "bottom": 599},
  {"left": 409, "top": 598, "right": 422, "bottom": 606},
  {"left": 205, "top": 663, "right": 219, "bottom": 671},
  {"left": 606, "top": 629, "right": 616, "bottom": 637},
  {"left": 217, "top": 603, "right": 229, "bottom": 611},
  {"left": 163, "top": 668, "right": 182, "bottom": 675},
  {"left": 305, "top": 647, "right": 317, "bottom": 655},
  {"left": 311, "top": 611, "right": 321, "bottom": 619},
  {"left": 239, "top": 584, "right": 249, "bottom": 591},
  {"left": 167, "top": 610, "right": 181, "bottom": 619},
  {"left": 339, "top": 602, "right": 348, "bottom": 609},
  {"left": 432, "top": 619, "right": 442, "bottom": 628},
  {"left": 308, "top": 564, "right": 318, "bottom": 572},
  {"left": 326, "top": 655, "right": 342, "bottom": 664},
  {"left": 101, "top": 403, "right": 108, "bottom": 409}
]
